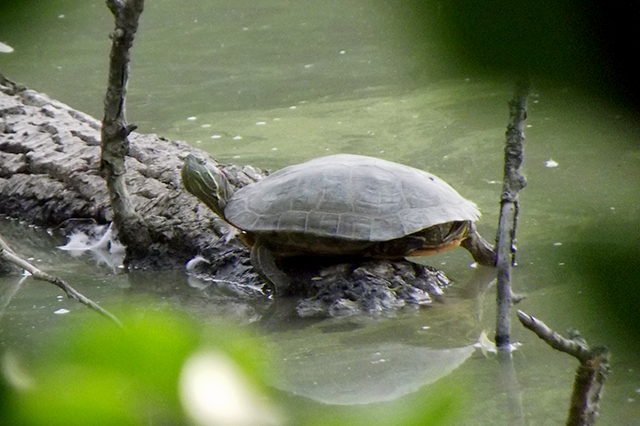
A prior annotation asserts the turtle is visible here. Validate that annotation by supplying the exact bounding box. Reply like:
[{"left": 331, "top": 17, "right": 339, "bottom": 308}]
[{"left": 181, "top": 153, "right": 496, "bottom": 292}]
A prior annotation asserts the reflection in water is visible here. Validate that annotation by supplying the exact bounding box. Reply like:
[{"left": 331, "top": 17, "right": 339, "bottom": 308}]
[
  {"left": 455, "top": 264, "right": 497, "bottom": 300},
  {"left": 0, "top": 276, "right": 25, "bottom": 324},
  {"left": 274, "top": 342, "right": 475, "bottom": 405},
  {"left": 268, "top": 267, "right": 494, "bottom": 405}
]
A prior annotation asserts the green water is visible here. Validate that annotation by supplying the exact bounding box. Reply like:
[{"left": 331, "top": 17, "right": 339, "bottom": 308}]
[{"left": 2, "top": 1, "right": 640, "bottom": 425}]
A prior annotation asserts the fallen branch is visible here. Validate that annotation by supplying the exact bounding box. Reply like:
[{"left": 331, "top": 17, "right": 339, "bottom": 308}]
[
  {"left": 517, "top": 310, "right": 609, "bottom": 426},
  {"left": 0, "top": 235, "right": 122, "bottom": 327}
]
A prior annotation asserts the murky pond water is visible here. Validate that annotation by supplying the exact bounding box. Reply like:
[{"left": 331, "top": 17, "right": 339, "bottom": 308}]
[{"left": 2, "top": 1, "right": 640, "bottom": 425}]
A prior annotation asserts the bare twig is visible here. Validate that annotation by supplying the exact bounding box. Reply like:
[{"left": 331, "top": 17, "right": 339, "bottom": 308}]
[
  {"left": 0, "top": 236, "right": 122, "bottom": 327},
  {"left": 517, "top": 310, "right": 590, "bottom": 361},
  {"left": 101, "top": 0, "right": 152, "bottom": 260},
  {"left": 517, "top": 310, "right": 609, "bottom": 426},
  {"left": 495, "top": 77, "right": 529, "bottom": 349}
]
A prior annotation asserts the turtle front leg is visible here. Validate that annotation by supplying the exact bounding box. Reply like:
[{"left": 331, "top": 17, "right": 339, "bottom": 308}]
[
  {"left": 461, "top": 223, "right": 497, "bottom": 266},
  {"left": 250, "top": 241, "right": 293, "bottom": 295}
]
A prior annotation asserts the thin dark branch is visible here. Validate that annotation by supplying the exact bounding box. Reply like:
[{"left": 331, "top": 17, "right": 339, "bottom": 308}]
[
  {"left": 517, "top": 310, "right": 590, "bottom": 361},
  {"left": 495, "top": 77, "right": 529, "bottom": 349},
  {"left": 0, "top": 236, "right": 122, "bottom": 327}
]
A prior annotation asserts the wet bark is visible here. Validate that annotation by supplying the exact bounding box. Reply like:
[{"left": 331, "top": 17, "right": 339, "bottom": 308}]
[
  {"left": 495, "top": 77, "right": 529, "bottom": 349},
  {"left": 188, "top": 251, "right": 452, "bottom": 318},
  {"left": 101, "top": 0, "right": 152, "bottom": 262},
  {"left": 0, "top": 75, "right": 263, "bottom": 271}
]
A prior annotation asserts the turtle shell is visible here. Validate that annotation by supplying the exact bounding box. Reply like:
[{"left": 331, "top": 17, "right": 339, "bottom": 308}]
[{"left": 224, "top": 154, "right": 480, "bottom": 244}]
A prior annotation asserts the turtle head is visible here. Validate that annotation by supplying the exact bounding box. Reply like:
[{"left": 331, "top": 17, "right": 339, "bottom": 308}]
[{"left": 181, "top": 154, "right": 234, "bottom": 219}]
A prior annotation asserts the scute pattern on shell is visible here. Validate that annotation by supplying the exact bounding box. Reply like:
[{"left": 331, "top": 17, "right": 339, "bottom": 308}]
[{"left": 224, "top": 154, "right": 480, "bottom": 242}]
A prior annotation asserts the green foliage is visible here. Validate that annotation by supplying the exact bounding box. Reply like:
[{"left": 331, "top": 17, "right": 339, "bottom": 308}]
[
  {"left": 0, "top": 307, "right": 271, "bottom": 426},
  {"left": 1, "top": 309, "right": 192, "bottom": 425}
]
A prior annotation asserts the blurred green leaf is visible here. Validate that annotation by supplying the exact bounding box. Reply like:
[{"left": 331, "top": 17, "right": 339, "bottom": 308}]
[
  {"left": 0, "top": 306, "right": 277, "bottom": 426},
  {"left": 1, "top": 308, "right": 196, "bottom": 425}
]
